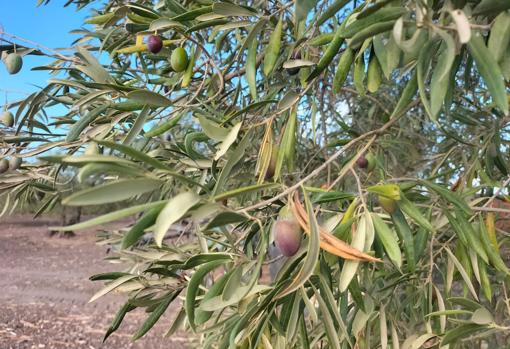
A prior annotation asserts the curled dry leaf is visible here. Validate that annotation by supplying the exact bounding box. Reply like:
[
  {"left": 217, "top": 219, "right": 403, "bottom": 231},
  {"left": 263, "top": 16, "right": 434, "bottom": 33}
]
[{"left": 289, "top": 192, "right": 380, "bottom": 262}]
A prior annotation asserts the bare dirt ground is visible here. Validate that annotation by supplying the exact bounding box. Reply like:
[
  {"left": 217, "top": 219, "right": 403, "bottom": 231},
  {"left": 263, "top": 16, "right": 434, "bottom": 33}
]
[{"left": 0, "top": 215, "right": 191, "bottom": 349}]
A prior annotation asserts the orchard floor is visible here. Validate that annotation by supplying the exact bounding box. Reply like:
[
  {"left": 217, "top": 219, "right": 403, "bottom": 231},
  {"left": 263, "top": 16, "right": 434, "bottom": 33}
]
[{"left": 0, "top": 215, "right": 191, "bottom": 349}]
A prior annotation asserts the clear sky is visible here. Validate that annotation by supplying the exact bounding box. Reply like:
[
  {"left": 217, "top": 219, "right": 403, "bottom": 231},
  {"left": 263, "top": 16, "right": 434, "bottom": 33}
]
[{"left": 0, "top": 2, "right": 88, "bottom": 103}]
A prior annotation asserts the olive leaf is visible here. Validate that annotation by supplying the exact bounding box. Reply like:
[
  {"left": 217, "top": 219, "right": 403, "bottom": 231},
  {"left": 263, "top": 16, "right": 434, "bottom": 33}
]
[
  {"left": 468, "top": 33, "right": 509, "bottom": 115},
  {"left": 154, "top": 192, "right": 200, "bottom": 247}
]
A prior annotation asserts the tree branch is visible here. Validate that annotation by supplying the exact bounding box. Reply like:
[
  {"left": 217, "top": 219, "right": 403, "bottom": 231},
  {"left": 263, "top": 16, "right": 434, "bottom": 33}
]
[{"left": 239, "top": 99, "right": 420, "bottom": 212}]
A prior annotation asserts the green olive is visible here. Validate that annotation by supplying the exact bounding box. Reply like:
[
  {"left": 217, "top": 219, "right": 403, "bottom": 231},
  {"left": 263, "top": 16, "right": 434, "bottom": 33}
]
[
  {"left": 170, "top": 47, "right": 189, "bottom": 72},
  {"left": 4, "top": 53, "right": 23, "bottom": 75},
  {"left": 366, "top": 152, "right": 376, "bottom": 172},
  {"left": 0, "top": 111, "right": 14, "bottom": 127}
]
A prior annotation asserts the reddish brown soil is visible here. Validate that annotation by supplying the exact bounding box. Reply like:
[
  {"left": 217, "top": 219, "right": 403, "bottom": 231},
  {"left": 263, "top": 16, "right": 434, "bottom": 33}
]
[{"left": 0, "top": 215, "right": 191, "bottom": 349}]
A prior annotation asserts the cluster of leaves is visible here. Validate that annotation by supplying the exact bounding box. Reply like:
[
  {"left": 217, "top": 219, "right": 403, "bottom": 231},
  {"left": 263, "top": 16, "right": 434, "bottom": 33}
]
[{"left": 1, "top": 0, "right": 510, "bottom": 347}]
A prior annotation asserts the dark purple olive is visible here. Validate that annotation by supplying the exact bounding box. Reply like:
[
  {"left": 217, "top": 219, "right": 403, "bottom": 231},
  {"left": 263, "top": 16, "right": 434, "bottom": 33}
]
[
  {"left": 287, "top": 51, "right": 301, "bottom": 75},
  {"left": 147, "top": 35, "right": 163, "bottom": 54},
  {"left": 356, "top": 155, "right": 368, "bottom": 169},
  {"left": 273, "top": 219, "right": 301, "bottom": 257}
]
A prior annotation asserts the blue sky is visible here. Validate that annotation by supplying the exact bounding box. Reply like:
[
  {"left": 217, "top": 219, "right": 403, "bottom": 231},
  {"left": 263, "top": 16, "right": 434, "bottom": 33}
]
[{"left": 0, "top": 2, "right": 88, "bottom": 103}]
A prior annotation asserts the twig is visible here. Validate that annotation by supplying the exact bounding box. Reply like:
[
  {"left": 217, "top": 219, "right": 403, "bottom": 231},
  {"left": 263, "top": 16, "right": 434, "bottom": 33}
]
[
  {"left": 239, "top": 99, "right": 419, "bottom": 212},
  {"left": 0, "top": 31, "right": 78, "bottom": 63},
  {"left": 502, "top": 282, "right": 510, "bottom": 318},
  {"left": 341, "top": 87, "right": 391, "bottom": 116},
  {"left": 481, "top": 176, "right": 510, "bottom": 208},
  {"left": 350, "top": 168, "right": 366, "bottom": 208},
  {"left": 263, "top": 255, "right": 284, "bottom": 265},
  {"left": 472, "top": 206, "right": 510, "bottom": 214},
  {"left": 224, "top": 53, "right": 264, "bottom": 81},
  {"left": 181, "top": 33, "right": 225, "bottom": 105},
  {"left": 246, "top": 80, "right": 318, "bottom": 130},
  {"left": 327, "top": 138, "right": 376, "bottom": 190}
]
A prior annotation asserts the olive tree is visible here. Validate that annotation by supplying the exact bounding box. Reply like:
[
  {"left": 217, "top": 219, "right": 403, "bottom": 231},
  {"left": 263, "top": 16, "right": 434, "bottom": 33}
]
[{"left": 1, "top": 0, "right": 510, "bottom": 347}]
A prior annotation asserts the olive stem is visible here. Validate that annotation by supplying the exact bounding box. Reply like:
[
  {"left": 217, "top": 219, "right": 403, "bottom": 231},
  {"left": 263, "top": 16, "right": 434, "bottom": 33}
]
[
  {"left": 481, "top": 176, "right": 510, "bottom": 209},
  {"left": 180, "top": 33, "right": 225, "bottom": 105},
  {"left": 318, "top": 79, "right": 331, "bottom": 184},
  {"left": 350, "top": 168, "right": 367, "bottom": 209},
  {"left": 263, "top": 255, "right": 284, "bottom": 265},
  {"left": 502, "top": 282, "right": 510, "bottom": 318}
]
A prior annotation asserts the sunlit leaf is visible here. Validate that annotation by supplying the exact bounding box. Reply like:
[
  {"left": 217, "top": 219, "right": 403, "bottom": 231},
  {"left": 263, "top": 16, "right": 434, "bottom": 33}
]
[
  {"left": 126, "top": 90, "right": 172, "bottom": 107},
  {"left": 154, "top": 192, "right": 200, "bottom": 247},
  {"left": 214, "top": 122, "right": 242, "bottom": 160},
  {"left": 62, "top": 179, "right": 162, "bottom": 206}
]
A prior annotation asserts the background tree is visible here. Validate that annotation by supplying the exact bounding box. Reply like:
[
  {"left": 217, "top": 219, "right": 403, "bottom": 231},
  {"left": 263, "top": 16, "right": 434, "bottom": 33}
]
[{"left": 1, "top": 0, "right": 510, "bottom": 347}]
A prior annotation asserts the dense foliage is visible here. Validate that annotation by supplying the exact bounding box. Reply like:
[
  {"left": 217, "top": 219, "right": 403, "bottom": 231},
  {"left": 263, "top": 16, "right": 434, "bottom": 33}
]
[{"left": 1, "top": 0, "right": 510, "bottom": 347}]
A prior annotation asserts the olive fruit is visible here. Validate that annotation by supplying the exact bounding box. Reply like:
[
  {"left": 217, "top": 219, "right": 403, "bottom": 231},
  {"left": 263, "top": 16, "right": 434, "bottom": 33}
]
[
  {"left": 147, "top": 35, "right": 163, "bottom": 54},
  {"left": 356, "top": 155, "right": 368, "bottom": 169},
  {"left": 4, "top": 53, "right": 23, "bottom": 75},
  {"left": 278, "top": 204, "right": 294, "bottom": 220},
  {"left": 357, "top": 152, "right": 376, "bottom": 171},
  {"left": 378, "top": 195, "right": 397, "bottom": 214},
  {"left": 9, "top": 156, "right": 22, "bottom": 170},
  {"left": 287, "top": 51, "right": 301, "bottom": 75},
  {"left": 273, "top": 219, "right": 301, "bottom": 257},
  {"left": 0, "top": 158, "right": 8, "bottom": 174},
  {"left": 0, "top": 111, "right": 14, "bottom": 127},
  {"left": 265, "top": 146, "right": 279, "bottom": 180},
  {"left": 366, "top": 152, "right": 376, "bottom": 172},
  {"left": 171, "top": 47, "right": 189, "bottom": 72}
]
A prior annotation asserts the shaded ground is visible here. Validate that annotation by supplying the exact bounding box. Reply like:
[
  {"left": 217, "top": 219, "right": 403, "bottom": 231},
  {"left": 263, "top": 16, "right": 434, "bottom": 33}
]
[{"left": 0, "top": 215, "right": 191, "bottom": 349}]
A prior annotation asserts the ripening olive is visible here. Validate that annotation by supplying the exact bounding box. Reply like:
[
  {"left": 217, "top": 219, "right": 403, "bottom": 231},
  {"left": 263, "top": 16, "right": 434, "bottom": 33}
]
[
  {"left": 273, "top": 219, "right": 301, "bottom": 257},
  {"left": 357, "top": 152, "right": 376, "bottom": 171},
  {"left": 356, "top": 155, "right": 368, "bottom": 169},
  {"left": 147, "top": 35, "right": 163, "bottom": 54}
]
